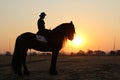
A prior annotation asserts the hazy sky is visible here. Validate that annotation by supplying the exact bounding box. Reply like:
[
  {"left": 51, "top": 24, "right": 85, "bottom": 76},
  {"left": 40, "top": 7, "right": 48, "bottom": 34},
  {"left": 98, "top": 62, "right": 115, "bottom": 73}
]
[{"left": 0, "top": 0, "right": 120, "bottom": 53}]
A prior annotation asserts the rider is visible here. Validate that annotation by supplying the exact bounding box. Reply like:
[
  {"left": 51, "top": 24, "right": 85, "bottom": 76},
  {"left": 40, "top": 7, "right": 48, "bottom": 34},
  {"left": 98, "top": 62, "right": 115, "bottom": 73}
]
[
  {"left": 36, "top": 12, "right": 51, "bottom": 42},
  {"left": 37, "top": 12, "right": 46, "bottom": 35}
]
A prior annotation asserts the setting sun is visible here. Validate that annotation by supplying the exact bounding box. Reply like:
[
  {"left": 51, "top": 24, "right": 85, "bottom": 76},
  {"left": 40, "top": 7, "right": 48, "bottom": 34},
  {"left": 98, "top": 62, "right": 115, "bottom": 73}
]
[
  {"left": 72, "top": 36, "right": 83, "bottom": 46},
  {"left": 67, "top": 35, "right": 84, "bottom": 48},
  {"left": 62, "top": 34, "right": 85, "bottom": 53}
]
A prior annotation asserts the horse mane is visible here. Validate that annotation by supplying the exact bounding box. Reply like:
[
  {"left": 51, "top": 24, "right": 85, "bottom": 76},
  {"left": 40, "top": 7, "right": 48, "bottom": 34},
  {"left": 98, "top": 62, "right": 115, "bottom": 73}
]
[
  {"left": 52, "top": 23, "right": 71, "bottom": 33},
  {"left": 51, "top": 22, "right": 75, "bottom": 47}
]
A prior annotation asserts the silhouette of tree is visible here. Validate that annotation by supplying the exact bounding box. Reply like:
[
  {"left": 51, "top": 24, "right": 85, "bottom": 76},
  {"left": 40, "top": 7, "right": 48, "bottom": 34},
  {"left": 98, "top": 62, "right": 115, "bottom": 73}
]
[
  {"left": 94, "top": 50, "right": 106, "bottom": 56},
  {"left": 86, "top": 49, "right": 93, "bottom": 55},
  {"left": 30, "top": 52, "right": 37, "bottom": 56},
  {"left": 116, "top": 50, "right": 120, "bottom": 56},
  {"left": 70, "top": 52, "right": 75, "bottom": 56},
  {"left": 109, "top": 50, "right": 116, "bottom": 56},
  {"left": 5, "top": 51, "right": 11, "bottom": 56},
  {"left": 46, "top": 53, "right": 51, "bottom": 56},
  {"left": 59, "top": 52, "right": 67, "bottom": 56},
  {"left": 77, "top": 50, "right": 85, "bottom": 56}
]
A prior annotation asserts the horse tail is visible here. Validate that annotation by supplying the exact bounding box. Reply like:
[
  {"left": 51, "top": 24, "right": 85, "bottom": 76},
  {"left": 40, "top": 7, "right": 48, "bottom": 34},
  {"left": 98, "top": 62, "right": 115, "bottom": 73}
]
[{"left": 12, "top": 37, "right": 22, "bottom": 75}]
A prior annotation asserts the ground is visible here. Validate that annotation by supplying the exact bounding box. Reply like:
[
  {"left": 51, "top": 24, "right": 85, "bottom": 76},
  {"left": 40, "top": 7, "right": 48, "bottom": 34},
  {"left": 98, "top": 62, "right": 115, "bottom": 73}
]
[{"left": 0, "top": 55, "right": 120, "bottom": 80}]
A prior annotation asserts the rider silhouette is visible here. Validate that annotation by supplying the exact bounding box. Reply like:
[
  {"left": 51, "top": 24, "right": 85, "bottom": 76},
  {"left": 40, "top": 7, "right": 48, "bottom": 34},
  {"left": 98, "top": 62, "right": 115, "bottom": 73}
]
[
  {"left": 37, "top": 12, "right": 46, "bottom": 35},
  {"left": 36, "top": 12, "right": 51, "bottom": 42}
]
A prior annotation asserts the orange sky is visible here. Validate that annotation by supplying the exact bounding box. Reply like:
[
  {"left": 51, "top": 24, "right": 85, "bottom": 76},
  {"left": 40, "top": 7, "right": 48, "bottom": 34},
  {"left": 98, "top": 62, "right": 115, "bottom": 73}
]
[{"left": 0, "top": 0, "right": 120, "bottom": 54}]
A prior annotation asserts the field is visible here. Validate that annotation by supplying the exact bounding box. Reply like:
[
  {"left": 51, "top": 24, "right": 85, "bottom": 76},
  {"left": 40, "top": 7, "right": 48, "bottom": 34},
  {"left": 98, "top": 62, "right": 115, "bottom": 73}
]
[{"left": 0, "top": 55, "right": 120, "bottom": 80}]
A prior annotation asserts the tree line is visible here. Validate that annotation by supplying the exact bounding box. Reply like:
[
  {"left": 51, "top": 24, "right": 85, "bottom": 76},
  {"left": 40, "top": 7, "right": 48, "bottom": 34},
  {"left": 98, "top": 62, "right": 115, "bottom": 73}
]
[
  {"left": 68, "top": 50, "right": 120, "bottom": 56},
  {"left": 1, "top": 49, "right": 120, "bottom": 56}
]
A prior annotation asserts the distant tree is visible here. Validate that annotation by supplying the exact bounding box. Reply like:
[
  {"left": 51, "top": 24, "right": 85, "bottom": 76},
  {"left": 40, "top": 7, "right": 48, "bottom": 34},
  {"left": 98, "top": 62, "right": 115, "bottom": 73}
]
[
  {"left": 109, "top": 50, "right": 116, "bottom": 56},
  {"left": 46, "top": 53, "right": 51, "bottom": 56},
  {"left": 30, "top": 52, "right": 37, "bottom": 56},
  {"left": 41, "top": 53, "right": 46, "bottom": 56},
  {"left": 86, "top": 50, "right": 93, "bottom": 55},
  {"left": 94, "top": 50, "right": 106, "bottom": 56},
  {"left": 59, "top": 52, "right": 67, "bottom": 56},
  {"left": 5, "top": 51, "right": 11, "bottom": 56},
  {"left": 116, "top": 50, "right": 120, "bottom": 56},
  {"left": 77, "top": 50, "right": 85, "bottom": 56},
  {"left": 70, "top": 52, "right": 75, "bottom": 56}
]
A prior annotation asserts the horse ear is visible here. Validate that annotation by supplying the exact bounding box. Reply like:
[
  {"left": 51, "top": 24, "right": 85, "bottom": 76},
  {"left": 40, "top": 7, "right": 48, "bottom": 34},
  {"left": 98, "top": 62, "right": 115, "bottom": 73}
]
[{"left": 70, "top": 21, "right": 73, "bottom": 24}]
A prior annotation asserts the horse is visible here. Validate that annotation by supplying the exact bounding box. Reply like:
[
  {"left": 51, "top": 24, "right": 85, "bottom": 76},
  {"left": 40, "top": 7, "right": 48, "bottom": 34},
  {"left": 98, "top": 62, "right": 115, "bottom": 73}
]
[{"left": 12, "top": 21, "right": 75, "bottom": 76}]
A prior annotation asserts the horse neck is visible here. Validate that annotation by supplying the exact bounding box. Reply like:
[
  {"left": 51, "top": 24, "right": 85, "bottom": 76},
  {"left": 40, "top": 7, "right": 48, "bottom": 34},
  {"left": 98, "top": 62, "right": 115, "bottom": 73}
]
[
  {"left": 51, "top": 27, "right": 67, "bottom": 45},
  {"left": 52, "top": 24, "right": 67, "bottom": 36},
  {"left": 51, "top": 31, "right": 66, "bottom": 41},
  {"left": 50, "top": 24, "right": 71, "bottom": 47}
]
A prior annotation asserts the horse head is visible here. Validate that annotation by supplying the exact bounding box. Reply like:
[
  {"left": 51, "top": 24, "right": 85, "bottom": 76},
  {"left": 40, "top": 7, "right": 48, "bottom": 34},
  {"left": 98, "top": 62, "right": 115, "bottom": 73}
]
[
  {"left": 65, "top": 21, "right": 75, "bottom": 41},
  {"left": 51, "top": 21, "right": 75, "bottom": 42}
]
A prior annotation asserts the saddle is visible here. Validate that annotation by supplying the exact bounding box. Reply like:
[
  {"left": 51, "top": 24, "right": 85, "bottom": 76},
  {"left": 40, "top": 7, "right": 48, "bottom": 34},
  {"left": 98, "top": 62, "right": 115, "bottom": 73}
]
[
  {"left": 36, "top": 29, "right": 51, "bottom": 43},
  {"left": 36, "top": 35, "right": 47, "bottom": 43}
]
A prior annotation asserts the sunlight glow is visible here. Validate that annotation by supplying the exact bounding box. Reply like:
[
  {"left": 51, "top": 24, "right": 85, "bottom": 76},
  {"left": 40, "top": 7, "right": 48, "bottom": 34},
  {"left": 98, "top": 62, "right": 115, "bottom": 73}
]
[
  {"left": 72, "top": 36, "right": 83, "bottom": 46},
  {"left": 67, "top": 35, "right": 84, "bottom": 48},
  {"left": 62, "top": 33, "right": 87, "bottom": 53}
]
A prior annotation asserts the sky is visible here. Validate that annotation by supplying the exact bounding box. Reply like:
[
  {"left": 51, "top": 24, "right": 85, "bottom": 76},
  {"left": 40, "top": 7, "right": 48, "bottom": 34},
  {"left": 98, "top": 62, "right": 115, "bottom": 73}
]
[{"left": 0, "top": 0, "right": 120, "bottom": 54}]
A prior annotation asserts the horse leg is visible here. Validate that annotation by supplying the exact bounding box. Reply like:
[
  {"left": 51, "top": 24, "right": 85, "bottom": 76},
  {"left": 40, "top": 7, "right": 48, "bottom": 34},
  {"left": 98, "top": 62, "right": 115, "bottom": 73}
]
[
  {"left": 12, "top": 51, "right": 22, "bottom": 76},
  {"left": 22, "top": 49, "right": 30, "bottom": 76},
  {"left": 23, "top": 61, "right": 30, "bottom": 76},
  {"left": 16, "top": 57, "right": 22, "bottom": 76},
  {"left": 49, "top": 51, "right": 59, "bottom": 75}
]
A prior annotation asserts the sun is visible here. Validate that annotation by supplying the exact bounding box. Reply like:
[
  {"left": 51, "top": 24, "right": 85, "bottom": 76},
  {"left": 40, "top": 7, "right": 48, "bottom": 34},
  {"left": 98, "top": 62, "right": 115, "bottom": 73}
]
[
  {"left": 72, "top": 36, "right": 83, "bottom": 46},
  {"left": 62, "top": 34, "right": 85, "bottom": 53},
  {"left": 67, "top": 35, "right": 83, "bottom": 48},
  {"left": 64, "top": 35, "right": 85, "bottom": 52}
]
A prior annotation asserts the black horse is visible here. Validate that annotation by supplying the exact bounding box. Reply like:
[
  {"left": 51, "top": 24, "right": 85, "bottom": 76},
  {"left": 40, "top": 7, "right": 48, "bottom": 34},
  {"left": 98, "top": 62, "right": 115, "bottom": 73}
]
[{"left": 12, "top": 21, "right": 75, "bottom": 76}]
